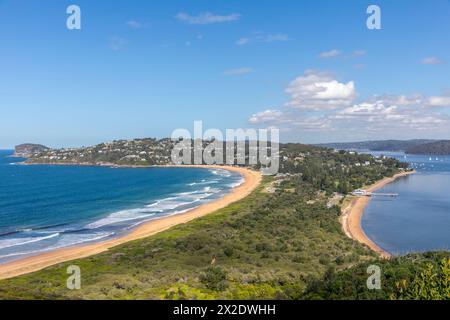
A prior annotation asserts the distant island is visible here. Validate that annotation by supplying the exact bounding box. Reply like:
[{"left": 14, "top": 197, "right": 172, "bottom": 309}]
[
  {"left": 318, "top": 139, "right": 450, "bottom": 155},
  {"left": 13, "top": 143, "right": 49, "bottom": 157}
]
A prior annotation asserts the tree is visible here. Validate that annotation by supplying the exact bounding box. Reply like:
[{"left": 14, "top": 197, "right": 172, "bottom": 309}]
[
  {"left": 393, "top": 258, "right": 450, "bottom": 300},
  {"left": 199, "top": 267, "right": 229, "bottom": 291}
]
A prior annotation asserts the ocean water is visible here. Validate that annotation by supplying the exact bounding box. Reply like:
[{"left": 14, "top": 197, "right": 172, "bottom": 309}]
[
  {"left": 0, "top": 150, "right": 243, "bottom": 263},
  {"left": 362, "top": 151, "right": 450, "bottom": 255}
]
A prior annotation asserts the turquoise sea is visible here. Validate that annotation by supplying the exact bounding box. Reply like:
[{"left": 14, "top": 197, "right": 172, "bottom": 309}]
[
  {"left": 362, "top": 151, "right": 450, "bottom": 256},
  {"left": 0, "top": 150, "right": 243, "bottom": 263}
]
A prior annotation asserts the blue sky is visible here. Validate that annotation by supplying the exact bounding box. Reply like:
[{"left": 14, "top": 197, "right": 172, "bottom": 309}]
[{"left": 0, "top": 0, "right": 449, "bottom": 148}]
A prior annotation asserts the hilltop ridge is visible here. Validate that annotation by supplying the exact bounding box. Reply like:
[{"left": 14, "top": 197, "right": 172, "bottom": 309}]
[
  {"left": 405, "top": 140, "right": 450, "bottom": 155},
  {"left": 13, "top": 144, "right": 49, "bottom": 157},
  {"left": 317, "top": 140, "right": 435, "bottom": 152}
]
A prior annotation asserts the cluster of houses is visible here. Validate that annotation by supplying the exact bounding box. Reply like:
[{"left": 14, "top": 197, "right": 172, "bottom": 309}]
[{"left": 29, "top": 138, "right": 175, "bottom": 165}]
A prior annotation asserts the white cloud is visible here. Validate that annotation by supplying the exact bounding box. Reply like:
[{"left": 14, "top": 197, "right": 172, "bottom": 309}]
[
  {"left": 249, "top": 110, "right": 330, "bottom": 131},
  {"left": 368, "top": 94, "right": 425, "bottom": 107},
  {"left": 421, "top": 57, "right": 443, "bottom": 65},
  {"left": 176, "top": 12, "right": 240, "bottom": 25},
  {"left": 336, "top": 101, "right": 397, "bottom": 118},
  {"left": 428, "top": 96, "right": 450, "bottom": 107},
  {"left": 319, "top": 49, "right": 341, "bottom": 59},
  {"left": 249, "top": 100, "right": 449, "bottom": 134},
  {"left": 249, "top": 110, "right": 283, "bottom": 124},
  {"left": 236, "top": 37, "right": 250, "bottom": 46},
  {"left": 333, "top": 101, "right": 448, "bottom": 131},
  {"left": 353, "top": 50, "right": 367, "bottom": 57},
  {"left": 223, "top": 67, "right": 254, "bottom": 76},
  {"left": 285, "top": 70, "right": 356, "bottom": 110},
  {"left": 369, "top": 93, "right": 450, "bottom": 108},
  {"left": 248, "top": 70, "right": 450, "bottom": 137},
  {"left": 126, "top": 21, "right": 144, "bottom": 29},
  {"left": 236, "top": 32, "right": 289, "bottom": 45}
]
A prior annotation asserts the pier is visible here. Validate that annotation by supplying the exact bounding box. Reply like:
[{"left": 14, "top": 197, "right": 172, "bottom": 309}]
[
  {"left": 352, "top": 189, "right": 398, "bottom": 197},
  {"left": 368, "top": 192, "right": 399, "bottom": 197}
]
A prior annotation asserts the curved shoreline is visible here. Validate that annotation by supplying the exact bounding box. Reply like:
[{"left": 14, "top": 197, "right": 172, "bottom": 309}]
[
  {"left": 0, "top": 165, "right": 262, "bottom": 280},
  {"left": 340, "top": 171, "right": 416, "bottom": 259}
]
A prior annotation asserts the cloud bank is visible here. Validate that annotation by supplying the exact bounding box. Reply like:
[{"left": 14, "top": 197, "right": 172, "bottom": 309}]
[{"left": 249, "top": 70, "right": 450, "bottom": 139}]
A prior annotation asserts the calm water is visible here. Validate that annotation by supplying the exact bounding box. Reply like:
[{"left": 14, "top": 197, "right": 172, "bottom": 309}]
[
  {"left": 0, "top": 150, "right": 243, "bottom": 263},
  {"left": 362, "top": 151, "right": 450, "bottom": 255}
]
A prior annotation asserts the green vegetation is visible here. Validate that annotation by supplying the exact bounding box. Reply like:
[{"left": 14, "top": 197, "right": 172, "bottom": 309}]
[
  {"left": 27, "top": 138, "right": 175, "bottom": 166},
  {"left": 199, "top": 267, "right": 229, "bottom": 291},
  {"left": 406, "top": 140, "right": 450, "bottom": 155},
  {"left": 279, "top": 145, "right": 407, "bottom": 195},
  {"left": 25, "top": 138, "right": 408, "bottom": 177},
  {"left": 0, "top": 175, "right": 377, "bottom": 300},
  {"left": 1, "top": 143, "right": 444, "bottom": 300},
  {"left": 303, "top": 252, "right": 449, "bottom": 300},
  {"left": 318, "top": 139, "right": 450, "bottom": 156}
]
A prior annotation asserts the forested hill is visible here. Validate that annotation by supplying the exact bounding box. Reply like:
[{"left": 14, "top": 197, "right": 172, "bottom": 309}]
[
  {"left": 20, "top": 139, "right": 410, "bottom": 190},
  {"left": 405, "top": 140, "right": 450, "bottom": 155},
  {"left": 317, "top": 140, "right": 435, "bottom": 152}
]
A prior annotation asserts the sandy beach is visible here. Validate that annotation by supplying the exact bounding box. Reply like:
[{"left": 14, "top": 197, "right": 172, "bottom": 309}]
[
  {"left": 341, "top": 171, "right": 416, "bottom": 259},
  {"left": 0, "top": 165, "right": 262, "bottom": 280}
]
